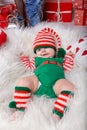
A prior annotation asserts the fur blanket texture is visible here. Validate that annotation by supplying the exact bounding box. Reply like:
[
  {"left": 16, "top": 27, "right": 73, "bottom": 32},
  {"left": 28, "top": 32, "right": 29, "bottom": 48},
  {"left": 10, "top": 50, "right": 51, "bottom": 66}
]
[{"left": 0, "top": 22, "right": 87, "bottom": 130}]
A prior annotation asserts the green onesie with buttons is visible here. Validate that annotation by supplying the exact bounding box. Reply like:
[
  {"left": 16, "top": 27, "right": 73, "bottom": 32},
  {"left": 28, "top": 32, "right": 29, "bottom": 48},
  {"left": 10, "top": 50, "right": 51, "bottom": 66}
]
[{"left": 34, "top": 57, "right": 65, "bottom": 98}]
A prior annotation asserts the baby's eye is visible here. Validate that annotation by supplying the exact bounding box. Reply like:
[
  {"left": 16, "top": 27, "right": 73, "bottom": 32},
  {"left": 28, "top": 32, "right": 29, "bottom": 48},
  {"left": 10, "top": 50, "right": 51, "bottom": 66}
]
[
  {"left": 36, "top": 48, "right": 41, "bottom": 52},
  {"left": 38, "top": 48, "right": 42, "bottom": 51},
  {"left": 38, "top": 48, "right": 41, "bottom": 51}
]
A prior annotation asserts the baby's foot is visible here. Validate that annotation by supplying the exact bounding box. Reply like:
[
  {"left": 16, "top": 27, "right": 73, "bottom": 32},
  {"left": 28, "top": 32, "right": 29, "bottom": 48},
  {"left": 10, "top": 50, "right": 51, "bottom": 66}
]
[
  {"left": 52, "top": 114, "right": 61, "bottom": 121},
  {"left": 10, "top": 111, "right": 17, "bottom": 121},
  {"left": 10, "top": 110, "right": 24, "bottom": 121}
]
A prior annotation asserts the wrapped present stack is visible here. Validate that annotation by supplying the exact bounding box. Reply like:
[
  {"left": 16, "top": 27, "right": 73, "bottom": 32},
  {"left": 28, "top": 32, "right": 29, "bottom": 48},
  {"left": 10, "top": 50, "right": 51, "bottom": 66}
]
[
  {"left": 73, "top": 0, "right": 87, "bottom": 25},
  {"left": 45, "top": 0, "right": 73, "bottom": 22},
  {"left": 0, "top": 3, "right": 16, "bottom": 28}
]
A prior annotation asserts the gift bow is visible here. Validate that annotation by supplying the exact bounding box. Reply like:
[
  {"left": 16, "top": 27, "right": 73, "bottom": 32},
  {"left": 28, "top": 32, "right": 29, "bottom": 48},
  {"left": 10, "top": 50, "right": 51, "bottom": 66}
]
[{"left": 46, "top": 0, "right": 72, "bottom": 22}]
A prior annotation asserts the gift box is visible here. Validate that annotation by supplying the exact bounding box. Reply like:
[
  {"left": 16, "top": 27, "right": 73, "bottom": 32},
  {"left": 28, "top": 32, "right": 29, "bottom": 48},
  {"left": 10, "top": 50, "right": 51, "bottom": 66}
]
[
  {"left": 73, "top": 0, "right": 87, "bottom": 9},
  {"left": 45, "top": 0, "right": 73, "bottom": 22},
  {"left": 0, "top": 3, "right": 16, "bottom": 28},
  {"left": 74, "top": 9, "right": 87, "bottom": 25}
]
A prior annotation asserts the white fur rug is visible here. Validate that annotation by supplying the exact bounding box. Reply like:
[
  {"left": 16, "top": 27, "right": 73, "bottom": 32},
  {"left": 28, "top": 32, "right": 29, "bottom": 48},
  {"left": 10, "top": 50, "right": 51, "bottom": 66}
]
[{"left": 0, "top": 22, "right": 87, "bottom": 130}]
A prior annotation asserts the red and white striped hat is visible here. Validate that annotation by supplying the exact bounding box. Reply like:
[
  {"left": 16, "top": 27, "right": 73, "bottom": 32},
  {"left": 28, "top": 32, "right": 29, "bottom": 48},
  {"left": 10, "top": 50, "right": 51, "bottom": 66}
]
[{"left": 33, "top": 27, "right": 61, "bottom": 53}]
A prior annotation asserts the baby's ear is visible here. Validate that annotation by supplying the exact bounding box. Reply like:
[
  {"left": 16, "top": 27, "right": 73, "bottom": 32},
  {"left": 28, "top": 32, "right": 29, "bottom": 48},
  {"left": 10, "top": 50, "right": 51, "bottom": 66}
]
[{"left": 57, "top": 48, "right": 66, "bottom": 58}]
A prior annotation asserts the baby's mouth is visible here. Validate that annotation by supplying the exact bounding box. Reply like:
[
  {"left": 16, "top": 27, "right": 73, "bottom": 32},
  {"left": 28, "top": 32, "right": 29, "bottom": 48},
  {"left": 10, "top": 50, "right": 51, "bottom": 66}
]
[{"left": 41, "top": 53, "right": 48, "bottom": 56}]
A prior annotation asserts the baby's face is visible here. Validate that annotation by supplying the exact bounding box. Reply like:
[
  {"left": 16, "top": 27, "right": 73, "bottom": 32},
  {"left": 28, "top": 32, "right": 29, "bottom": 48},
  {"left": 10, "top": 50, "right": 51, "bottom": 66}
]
[{"left": 36, "top": 48, "right": 56, "bottom": 58}]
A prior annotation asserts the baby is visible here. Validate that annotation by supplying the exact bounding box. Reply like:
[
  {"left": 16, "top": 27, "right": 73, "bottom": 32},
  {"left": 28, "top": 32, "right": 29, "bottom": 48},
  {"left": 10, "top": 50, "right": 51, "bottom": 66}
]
[{"left": 9, "top": 27, "right": 75, "bottom": 120}]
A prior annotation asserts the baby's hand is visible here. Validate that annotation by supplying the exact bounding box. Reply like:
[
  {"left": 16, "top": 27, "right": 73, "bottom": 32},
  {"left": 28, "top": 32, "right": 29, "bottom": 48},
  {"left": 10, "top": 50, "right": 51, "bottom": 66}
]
[
  {"left": 63, "top": 51, "right": 75, "bottom": 71},
  {"left": 19, "top": 53, "right": 29, "bottom": 61},
  {"left": 67, "top": 51, "right": 75, "bottom": 58}
]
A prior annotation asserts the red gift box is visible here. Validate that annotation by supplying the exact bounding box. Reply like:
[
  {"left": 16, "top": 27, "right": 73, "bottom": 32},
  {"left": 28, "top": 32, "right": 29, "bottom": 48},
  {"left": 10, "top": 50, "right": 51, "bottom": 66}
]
[
  {"left": 74, "top": 9, "right": 87, "bottom": 25},
  {"left": 0, "top": 3, "right": 16, "bottom": 28},
  {"left": 45, "top": 0, "right": 73, "bottom": 22},
  {"left": 73, "top": 0, "right": 87, "bottom": 9}
]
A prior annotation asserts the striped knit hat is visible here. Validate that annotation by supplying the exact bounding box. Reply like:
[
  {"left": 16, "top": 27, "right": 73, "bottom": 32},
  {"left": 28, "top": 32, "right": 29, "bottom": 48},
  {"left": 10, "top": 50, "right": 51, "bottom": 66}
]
[{"left": 33, "top": 27, "right": 61, "bottom": 53}]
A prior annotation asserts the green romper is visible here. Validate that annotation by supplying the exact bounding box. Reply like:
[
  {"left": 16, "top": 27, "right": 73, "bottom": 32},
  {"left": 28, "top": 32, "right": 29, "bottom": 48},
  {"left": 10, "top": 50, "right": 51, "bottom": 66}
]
[{"left": 34, "top": 57, "right": 65, "bottom": 98}]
